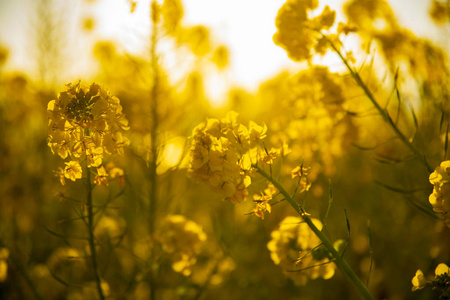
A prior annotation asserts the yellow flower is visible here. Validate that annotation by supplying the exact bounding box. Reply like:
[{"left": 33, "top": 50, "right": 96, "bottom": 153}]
[
  {"left": 411, "top": 269, "right": 427, "bottom": 291},
  {"left": 64, "top": 161, "right": 82, "bottom": 182},
  {"left": 188, "top": 112, "right": 268, "bottom": 204},
  {"left": 251, "top": 192, "right": 272, "bottom": 219},
  {"left": 94, "top": 166, "right": 109, "bottom": 186},
  {"left": 435, "top": 263, "right": 450, "bottom": 276},
  {"left": 155, "top": 215, "right": 207, "bottom": 276},
  {"left": 429, "top": 161, "right": 450, "bottom": 227},
  {"left": 106, "top": 163, "right": 125, "bottom": 186},
  {"left": 273, "top": 0, "right": 336, "bottom": 62},
  {"left": 48, "top": 81, "right": 129, "bottom": 185},
  {"left": 267, "top": 216, "right": 336, "bottom": 285}
]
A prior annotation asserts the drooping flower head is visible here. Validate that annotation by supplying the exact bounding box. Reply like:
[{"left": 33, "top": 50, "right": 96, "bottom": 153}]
[
  {"left": 47, "top": 81, "right": 129, "bottom": 184},
  {"left": 267, "top": 216, "right": 336, "bottom": 285}
]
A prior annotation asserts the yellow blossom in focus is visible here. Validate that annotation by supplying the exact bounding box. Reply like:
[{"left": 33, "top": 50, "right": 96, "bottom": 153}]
[
  {"left": 47, "top": 81, "right": 129, "bottom": 185},
  {"left": 64, "top": 161, "right": 82, "bottom": 182}
]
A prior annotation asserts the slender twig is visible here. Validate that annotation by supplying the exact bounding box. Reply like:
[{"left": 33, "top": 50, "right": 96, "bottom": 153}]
[{"left": 254, "top": 165, "right": 374, "bottom": 300}]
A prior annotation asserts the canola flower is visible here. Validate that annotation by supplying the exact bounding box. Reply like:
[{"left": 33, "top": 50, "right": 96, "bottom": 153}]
[
  {"left": 412, "top": 263, "right": 450, "bottom": 298},
  {"left": 47, "top": 81, "right": 129, "bottom": 184},
  {"left": 188, "top": 112, "right": 285, "bottom": 204},
  {"left": 267, "top": 216, "right": 336, "bottom": 285},
  {"left": 273, "top": 0, "right": 336, "bottom": 62},
  {"left": 155, "top": 215, "right": 207, "bottom": 276},
  {"left": 189, "top": 115, "right": 374, "bottom": 299},
  {"left": 429, "top": 161, "right": 450, "bottom": 228}
]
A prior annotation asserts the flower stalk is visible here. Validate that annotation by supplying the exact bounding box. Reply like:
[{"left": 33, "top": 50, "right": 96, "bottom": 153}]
[
  {"left": 86, "top": 163, "right": 105, "bottom": 300},
  {"left": 322, "top": 35, "right": 432, "bottom": 173},
  {"left": 254, "top": 165, "right": 374, "bottom": 300}
]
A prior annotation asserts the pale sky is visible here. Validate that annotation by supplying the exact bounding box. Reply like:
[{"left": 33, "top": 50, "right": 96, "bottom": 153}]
[{"left": 0, "top": 0, "right": 446, "bottom": 95}]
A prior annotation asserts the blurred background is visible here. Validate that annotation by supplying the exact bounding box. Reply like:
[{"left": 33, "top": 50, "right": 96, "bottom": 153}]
[{"left": 0, "top": 0, "right": 449, "bottom": 299}]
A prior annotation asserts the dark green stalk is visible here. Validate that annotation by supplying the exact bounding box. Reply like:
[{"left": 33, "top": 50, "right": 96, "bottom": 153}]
[
  {"left": 86, "top": 165, "right": 105, "bottom": 300},
  {"left": 254, "top": 166, "right": 374, "bottom": 300}
]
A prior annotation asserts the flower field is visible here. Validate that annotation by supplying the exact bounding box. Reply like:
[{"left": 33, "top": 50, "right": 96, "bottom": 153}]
[{"left": 0, "top": 0, "right": 449, "bottom": 299}]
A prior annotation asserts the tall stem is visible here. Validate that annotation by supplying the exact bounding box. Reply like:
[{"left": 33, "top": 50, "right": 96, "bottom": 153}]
[
  {"left": 149, "top": 0, "right": 159, "bottom": 237},
  {"left": 324, "top": 36, "right": 432, "bottom": 173},
  {"left": 86, "top": 165, "right": 105, "bottom": 300},
  {"left": 149, "top": 1, "right": 159, "bottom": 299},
  {"left": 255, "top": 166, "right": 374, "bottom": 300}
]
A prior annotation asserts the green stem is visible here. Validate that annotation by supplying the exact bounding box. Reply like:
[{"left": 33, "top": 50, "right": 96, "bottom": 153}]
[
  {"left": 325, "top": 36, "right": 432, "bottom": 173},
  {"left": 255, "top": 166, "right": 374, "bottom": 300},
  {"left": 149, "top": 2, "right": 159, "bottom": 299},
  {"left": 86, "top": 166, "right": 105, "bottom": 300}
]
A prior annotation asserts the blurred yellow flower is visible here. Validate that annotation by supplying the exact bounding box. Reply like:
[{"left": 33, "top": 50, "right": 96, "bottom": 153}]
[
  {"left": 273, "top": 0, "right": 336, "bottom": 62},
  {"left": 155, "top": 215, "right": 207, "bottom": 276},
  {"left": 188, "top": 112, "right": 273, "bottom": 203},
  {"left": 435, "top": 263, "right": 449, "bottom": 276},
  {"left": 82, "top": 17, "right": 95, "bottom": 32},
  {"left": 0, "top": 248, "right": 9, "bottom": 282},
  {"left": 411, "top": 269, "right": 427, "bottom": 291},
  {"left": 267, "top": 216, "right": 336, "bottom": 285},
  {"left": 429, "top": 161, "right": 450, "bottom": 227},
  {"left": 94, "top": 166, "right": 109, "bottom": 186}
]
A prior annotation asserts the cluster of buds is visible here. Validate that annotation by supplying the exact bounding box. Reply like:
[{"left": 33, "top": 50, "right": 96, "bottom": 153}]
[{"left": 47, "top": 81, "right": 129, "bottom": 185}]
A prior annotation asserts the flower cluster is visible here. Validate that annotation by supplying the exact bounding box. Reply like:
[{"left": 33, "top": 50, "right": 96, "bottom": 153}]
[
  {"left": 273, "top": 0, "right": 336, "bottom": 62},
  {"left": 155, "top": 215, "right": 207, "bottom": 276},
  {"left": 47, "top": 81, "right": 129, "bottom": 184},
  {"left": 429, "top": 161, "right": 450, "bottom": 228},
  {"left": 188, "top": 112, "right": 283, "bottom": 204},
  {"left": 412, "top": 263, "right": 449, "bottom": 297},
  {"left": 267, "top": 216, "right": 335, "bottom": 285},
  {"left": 251, "top": 183, "right": 277, "bottom": 219}
]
